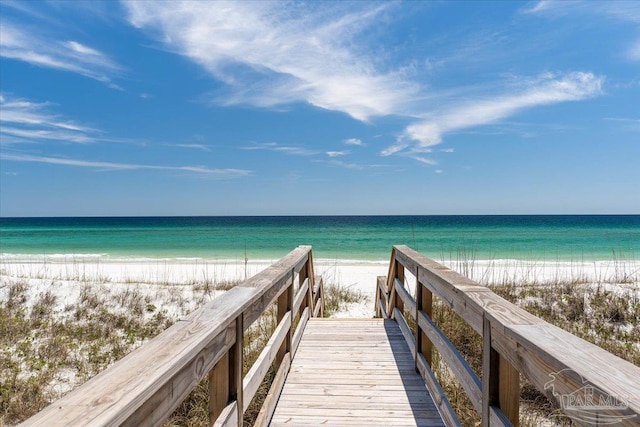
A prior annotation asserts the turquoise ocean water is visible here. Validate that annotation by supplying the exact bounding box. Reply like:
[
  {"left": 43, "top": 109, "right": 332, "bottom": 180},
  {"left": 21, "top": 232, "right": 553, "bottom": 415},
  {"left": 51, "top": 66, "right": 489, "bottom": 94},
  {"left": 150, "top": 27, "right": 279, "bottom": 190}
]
[{"left": 0, "top": 216, "right": 638, "bottom": 262}]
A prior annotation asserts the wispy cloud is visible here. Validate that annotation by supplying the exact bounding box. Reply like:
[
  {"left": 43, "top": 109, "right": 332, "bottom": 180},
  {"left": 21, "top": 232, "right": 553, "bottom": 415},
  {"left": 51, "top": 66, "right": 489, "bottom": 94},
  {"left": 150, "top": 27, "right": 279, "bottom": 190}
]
[
  {"left": 171, "top": 143, "right": 211, "bottom": 151},
  {"left": 413, "top": 156, "right": 437, "bottom": 166},
  {"left": 522, "top": 0, "right": 640, "bottom": 20},
  {"left": 343, "top": 138, "right": 364, "bottom": 146},
  {"left": 241, "top": 142, "right": 319, "bottom": 156},
  {"left": 0, "top": 95, "right": 100, "bottom": 145},
  {"left": 604, "top": 117, "right": 640, "bottom": 132},
  {"left": 123, "top": 1, "right": 418, "bottom": 121},
  {"left": 326, "top": 151, "right": 348, "bottom": 158},
  {"left": 325, "top": 159, "right": 364, "bottom": 170},
  {"left": 0, "top": 152, "right": 250, "bottom": 178},
  {"left": 384, "top": 72, "right": 603, "bottom": 156},
  {"left": 521, "top": 0, "right": 568, "bottom": 15},
  {"left": 0, "top": 19, "right": 121, "bottom": 84}
]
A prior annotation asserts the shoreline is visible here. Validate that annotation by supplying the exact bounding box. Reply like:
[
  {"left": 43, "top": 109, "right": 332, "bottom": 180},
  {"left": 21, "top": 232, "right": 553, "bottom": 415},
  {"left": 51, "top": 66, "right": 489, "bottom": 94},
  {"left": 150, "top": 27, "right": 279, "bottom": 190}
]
[{"left": 3, "top": 253, "right": 639, "bottom": 319}]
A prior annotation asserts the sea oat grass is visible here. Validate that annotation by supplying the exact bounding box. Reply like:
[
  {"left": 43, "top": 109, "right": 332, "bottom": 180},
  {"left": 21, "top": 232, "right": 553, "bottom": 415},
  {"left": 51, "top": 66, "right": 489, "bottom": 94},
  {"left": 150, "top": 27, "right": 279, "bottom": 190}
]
[{"left": 427, "top": 276, "right": 640, "bottom": 426}]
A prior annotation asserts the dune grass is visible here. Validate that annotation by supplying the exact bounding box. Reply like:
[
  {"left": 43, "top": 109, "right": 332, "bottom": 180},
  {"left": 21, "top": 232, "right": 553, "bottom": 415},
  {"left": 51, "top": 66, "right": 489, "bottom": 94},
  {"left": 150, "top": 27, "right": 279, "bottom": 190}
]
[
  {"left": 1, "top": 255, "right": 638, "bottom": 426},
  {"left": 0, "top": 270, "right": 366, "bottom": 426},
  {"left": 424, "top": 260, "right": 640, "bottom": 427}
]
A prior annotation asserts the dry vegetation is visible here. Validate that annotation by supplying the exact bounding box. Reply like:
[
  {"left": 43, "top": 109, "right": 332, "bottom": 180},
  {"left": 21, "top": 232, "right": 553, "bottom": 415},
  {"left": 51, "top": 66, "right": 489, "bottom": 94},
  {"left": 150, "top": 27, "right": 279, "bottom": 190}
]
[
  {"left": 425, "top": 261, "right": 640, "bottom": 427},
  {"left": 0, "top": 273, "right": 365, "bottom": 426},
  {"left": 2, "top": 256, "right": 638, "bottom": 427}
]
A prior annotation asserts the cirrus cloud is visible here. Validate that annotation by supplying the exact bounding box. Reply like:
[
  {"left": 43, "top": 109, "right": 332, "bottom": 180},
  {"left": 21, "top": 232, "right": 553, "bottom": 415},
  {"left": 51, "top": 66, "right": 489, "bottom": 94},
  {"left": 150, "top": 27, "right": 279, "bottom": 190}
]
[
  {"left": 383, "top": 72, "right": 603, "bottom": 157},
  {"left": 122, "top": 1, "right": 418, "bottom": 121}
]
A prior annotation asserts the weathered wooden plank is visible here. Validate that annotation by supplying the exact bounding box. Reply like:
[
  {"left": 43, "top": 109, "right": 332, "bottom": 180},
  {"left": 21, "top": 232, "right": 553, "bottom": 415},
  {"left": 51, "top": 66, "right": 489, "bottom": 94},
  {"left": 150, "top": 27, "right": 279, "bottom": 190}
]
[
  {"left": 278, "top": 383, "right": 439, "bottom": 393},
  {"left": 394, "top": 307, "right": 416, "bottom": 356},
  {"left": 395, "top": 277, "right": 417, "bottom": 318},
  {"left": 285, "top": 375, "right": 427, "bottom": 385},
  {"left": 273, "top": 407, "right": 442, "bottom": 417},
  {"left": 312, "top": 275, "right": 324, "bottom": 317},
  {"left": 417, "top": 309, "right": 482, "bottom": 414},
  {"left": 271, "top": 415, "right": 444, "bottom": 427},
  {"left": 209, "top": 352, "right": 230, "bottom": 423},
  {"left": 277, "top": 393, "right": 435, "bottom": 404},
  {"left": 273, "top": 318, "right": 445, "bottom": 427},
  {"left": 239, "top": 246, "right": 310, "bottom": 329},
  {"left": 392, "top": 245, "right": 640, "bottom": 426},
  {"left": 291, "top": 307, "right": 309, "bottom": 357},
  {"left": 292, "top": 277, "right": 309, "bottom": 316},
  {"left": 497, "top": 322, "right": 640, "bottom": 425},
  {"left": 415, "top": 353, "right": 462, "bottom": 427},
  {"left": 21, "top": 286, "right": 254, "bottom": 427},
  {"left": 275, "top": 400, "right": 437, "bottom": 410},
  {"left": 21, "top": 247, "right": 317, "bottom": 427},
  {"left": 242, "top": 312, "right": 291, "bottom": 411},
  {"left": 212, "top": 401, "right": 238, "bottom": 427},
  {"left": 253, "top": 352, "right": 291, "bottom": 427}
]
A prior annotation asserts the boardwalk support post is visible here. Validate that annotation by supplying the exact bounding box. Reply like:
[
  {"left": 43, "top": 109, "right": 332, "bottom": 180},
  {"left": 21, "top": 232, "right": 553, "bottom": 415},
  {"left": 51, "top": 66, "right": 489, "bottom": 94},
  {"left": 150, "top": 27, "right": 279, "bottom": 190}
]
[{"left": 482, "top": 316, "right": 519, "bottom": 426}]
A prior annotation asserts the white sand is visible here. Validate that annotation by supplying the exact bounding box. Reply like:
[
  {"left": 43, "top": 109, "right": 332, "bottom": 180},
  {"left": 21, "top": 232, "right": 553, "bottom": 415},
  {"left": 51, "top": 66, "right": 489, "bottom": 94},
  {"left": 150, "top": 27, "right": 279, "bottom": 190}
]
[
  {"left": 2, "top": 254, "right": 639, "bottom": 319},
  {"left": 2, "top": 254, "right": 638, "bottom": 407}
]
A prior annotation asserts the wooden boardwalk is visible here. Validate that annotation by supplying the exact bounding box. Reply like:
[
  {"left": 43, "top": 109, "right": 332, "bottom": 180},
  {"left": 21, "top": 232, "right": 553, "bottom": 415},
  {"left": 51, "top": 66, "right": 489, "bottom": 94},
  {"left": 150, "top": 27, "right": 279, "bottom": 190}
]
[
  {"left": 22, "top": 246, "right": 640, "bottom": 427},
  {"left": 271, "top": 318, "right": 445, "bottom": 426}
]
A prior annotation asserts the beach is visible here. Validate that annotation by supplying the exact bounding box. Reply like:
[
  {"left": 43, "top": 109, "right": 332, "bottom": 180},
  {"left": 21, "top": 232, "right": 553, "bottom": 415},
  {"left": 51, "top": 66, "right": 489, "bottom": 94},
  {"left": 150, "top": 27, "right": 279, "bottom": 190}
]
[
  {"left": 3, "top": 253, "right": 639, "bottom": 319},
  {"left": 3, "top": 245, "right": 640, "bottom": 425}
]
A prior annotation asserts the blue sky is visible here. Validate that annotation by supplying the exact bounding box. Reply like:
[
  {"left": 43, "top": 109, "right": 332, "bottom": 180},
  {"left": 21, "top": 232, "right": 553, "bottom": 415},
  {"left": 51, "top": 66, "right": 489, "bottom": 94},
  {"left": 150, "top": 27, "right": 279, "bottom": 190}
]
[{"left": 1, "top": 0, "right": 638, "bottom": 216}]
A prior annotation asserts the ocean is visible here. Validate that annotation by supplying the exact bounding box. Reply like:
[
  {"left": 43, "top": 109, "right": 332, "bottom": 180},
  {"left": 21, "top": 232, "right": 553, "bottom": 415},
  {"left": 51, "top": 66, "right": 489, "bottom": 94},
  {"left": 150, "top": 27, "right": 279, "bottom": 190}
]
[{"left": 1, "top": 215, "right": 638, "bottom": 262}]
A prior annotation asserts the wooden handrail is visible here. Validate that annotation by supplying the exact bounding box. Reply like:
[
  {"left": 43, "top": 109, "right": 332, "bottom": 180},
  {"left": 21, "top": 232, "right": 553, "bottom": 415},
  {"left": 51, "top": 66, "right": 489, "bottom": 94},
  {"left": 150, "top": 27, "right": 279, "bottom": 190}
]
[
  {"left": 21, "top": 246, "right": 324, "bottom": 427},
  {"left": 378, "top": 245, "right": 640, "bottom": 427}
]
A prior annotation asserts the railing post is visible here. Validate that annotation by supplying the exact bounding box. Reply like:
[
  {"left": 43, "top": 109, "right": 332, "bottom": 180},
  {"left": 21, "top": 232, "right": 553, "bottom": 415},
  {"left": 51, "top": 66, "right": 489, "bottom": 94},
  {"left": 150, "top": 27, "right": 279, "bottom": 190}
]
[
  {"left": 390, "top": 259, "right": 405, "bottom": 319},
  {"left": 482, "top": 316, "right": 519, "bottom": 427},
  {"left": 300, "top": 255, "right": 314, "bottom": 316},
  {"left": 208, "top": 316, "right": 243, "bottom": 426},
  {"left": 208, "top": 353, "right": 229, "bottom": 423},
  {"left": 416, "top": 275, "right": 433, "bottom": 368}
]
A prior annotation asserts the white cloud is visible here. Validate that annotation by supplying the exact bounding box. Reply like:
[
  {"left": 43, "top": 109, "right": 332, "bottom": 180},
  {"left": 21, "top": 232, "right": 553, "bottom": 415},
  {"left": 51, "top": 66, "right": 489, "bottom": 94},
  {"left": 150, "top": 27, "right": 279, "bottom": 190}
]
[
  {"left": 0, "top": 95, "right": 99, "bottom": 144},
  {"left": 0, "top": 152, "right": 250, "bottom": 178},
  {"left": 343, "top": 138, "right": 364, "bottom": 146},
  {"left": 326, "top": 159, "right": 363, "bottom": 170},
  {"left": 172, "top": 143, "right": 211, "bottom": 151},
  {"left": 326, "top": 151, "right": 348, "bottom": 158},
  {"left": 241, "top": 142, "right": 318, "bottom": 156},
  {"left": 387, "top": 72, "right": 602, "bottom": 153},
  {"left": 413, "top": 156, "right": 437, "bottom": 166},
  {"left": 123, "top": 1, "right": 418, "bottom": 121},
  {"left": 521, "top": 0, "right": 567, "bottom": 15},
  {"left": 0, "top": 20, "right": 121, "bottom": 84},
  {"left": 604, "top": 117, "right": 640, "bottom": 131}
]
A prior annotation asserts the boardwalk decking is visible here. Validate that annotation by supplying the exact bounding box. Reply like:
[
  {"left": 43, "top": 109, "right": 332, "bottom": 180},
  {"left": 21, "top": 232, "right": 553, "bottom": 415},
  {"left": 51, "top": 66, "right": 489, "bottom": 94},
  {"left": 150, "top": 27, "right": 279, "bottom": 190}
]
[
  {"left": 271, "top": 318, "right": 445, "bottom": 426},
  {"left": 22, "top": 246, "right": 640, "bottom": 427}
]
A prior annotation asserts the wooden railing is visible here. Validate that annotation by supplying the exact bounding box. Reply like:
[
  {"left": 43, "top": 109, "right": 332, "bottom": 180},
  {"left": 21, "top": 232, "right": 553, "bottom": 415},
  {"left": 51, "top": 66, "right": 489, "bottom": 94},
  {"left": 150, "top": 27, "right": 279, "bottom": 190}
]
[
  {"left": 21, "top": 246, "right": 324, "bottom": 427},
  {"left": 376, "top": 245, "right": 640, "bottom": 427}
]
